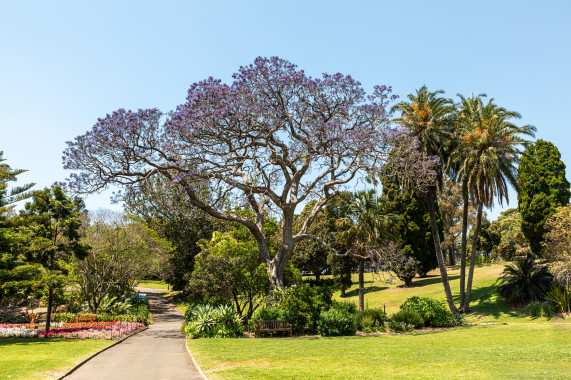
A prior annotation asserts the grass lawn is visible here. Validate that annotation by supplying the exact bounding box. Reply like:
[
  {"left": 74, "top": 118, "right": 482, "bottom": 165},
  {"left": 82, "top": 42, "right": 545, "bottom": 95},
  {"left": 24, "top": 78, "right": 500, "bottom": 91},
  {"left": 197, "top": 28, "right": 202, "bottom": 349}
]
[
  {"left": 188, "top": 324, "right": 571, "bottom": 379},
  {"left": 0, "top": 338, "right": 113, "bottom": 380},
  {"left": 330, "top": 263, "right": 571, "bottom": 324},
  {"left": 137, "top": 280, "right": 170, "bottom": 289}
]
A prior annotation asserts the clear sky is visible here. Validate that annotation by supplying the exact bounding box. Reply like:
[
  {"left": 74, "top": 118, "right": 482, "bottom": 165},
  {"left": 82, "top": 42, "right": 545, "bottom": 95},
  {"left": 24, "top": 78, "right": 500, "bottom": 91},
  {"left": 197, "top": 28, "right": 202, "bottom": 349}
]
[{"left": 1, "top": 1, "right": 570, "bottom": 220}]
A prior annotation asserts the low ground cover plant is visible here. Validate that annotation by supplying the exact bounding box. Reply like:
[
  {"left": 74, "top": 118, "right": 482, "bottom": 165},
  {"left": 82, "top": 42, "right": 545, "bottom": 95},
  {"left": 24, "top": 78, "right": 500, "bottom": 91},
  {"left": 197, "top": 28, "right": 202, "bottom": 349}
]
[{"left": 184, "top": 303, "right": 243, "bottom": 338}]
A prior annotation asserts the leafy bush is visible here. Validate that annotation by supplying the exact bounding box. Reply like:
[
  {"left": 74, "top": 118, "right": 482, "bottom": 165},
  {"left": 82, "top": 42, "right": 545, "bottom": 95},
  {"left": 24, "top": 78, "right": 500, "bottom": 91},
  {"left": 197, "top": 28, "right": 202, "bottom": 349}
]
[
  {"left": 544, "top": 285, "right": 570, "bottom": 314},
  {"left": 391, "top": 309, "right": 424, "bottom": 329},
  {"left": 0, "top": 313, "right": 29, "bottom": 323},
  {"left": 272, "top": 284, "right": 332, "bottom": 333},
  {"left": 184, "top": 303, "right": 243, "bottom": 338},
  {"left": 53, "top": 313, "right": 76, "bottom": 323},
  {"left": 498, "top": 257, "right": 553, "bottom": 304},
  {"left": 316, "top": 308, "right": 356, "bottom": 336},
  {"left": 303, "top": 278, "right": 335, "bottom": 287},
  {"left": 525, "top": 301, "right": 555, "bottom": 318},
  {"left": 331, "top": 300, "right": 357, "bottom": 315},
  {"left": 399, "top": 296, "right": 455, "bottom": 327},
  {"left": 355, "top": 308, "right": 385, "bottom": 332},
  {"left": 387, "top": 320, "right": 414, "bottom": 332}
]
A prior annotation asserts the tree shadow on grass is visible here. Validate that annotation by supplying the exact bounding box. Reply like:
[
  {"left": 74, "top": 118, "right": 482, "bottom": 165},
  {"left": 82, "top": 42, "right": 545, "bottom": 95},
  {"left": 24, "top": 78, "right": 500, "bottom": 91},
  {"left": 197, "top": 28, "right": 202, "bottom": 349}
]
[
  {"left": 343, "top": 286, "right": 388, "bottom": 298},
  {"left": 463, "top": 281, "right": 521, "bottom": 320},
  {"left": 412, "top": 274, "right": 461, "bottom": 287}
]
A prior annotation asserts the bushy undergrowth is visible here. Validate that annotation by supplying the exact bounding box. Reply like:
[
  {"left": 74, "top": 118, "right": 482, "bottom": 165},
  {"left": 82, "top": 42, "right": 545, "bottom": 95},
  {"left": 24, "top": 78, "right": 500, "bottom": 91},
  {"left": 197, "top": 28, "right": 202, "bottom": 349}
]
[
  {"left": 525, "top": 301, "right": 555, "bottom": 318},
  {"left": 184, "top": 304, "right": 243, "bottom": 338},
  {"left": 400, "top": 296, "right": 462, "bottom": 327},
  {"left": 316, "top": 306, "right": 356, "bottom": 336},
  {"left": 387, "top": 320, "right": 414, "bottom": 332},
  {"left": 355, "top": 308, "right": 386, "bottom": 332},
  {"left": 0, "top": 313, "right": 29, "bottom": 324},
  {"left": 544, "top": 286, "right": 570, "bottom": 313},
  {"left": 303, "top": 278, "right": 335, "bottom": 287},
  {"left": 391, "top": 309, "right": 424, "bottom": 328}
]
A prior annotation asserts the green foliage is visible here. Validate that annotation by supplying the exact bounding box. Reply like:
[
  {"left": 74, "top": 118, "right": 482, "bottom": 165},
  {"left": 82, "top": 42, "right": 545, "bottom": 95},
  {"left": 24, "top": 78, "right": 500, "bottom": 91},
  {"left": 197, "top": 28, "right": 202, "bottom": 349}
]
[
  {"left": 382, "top": 180, "right": 442, "bottom": 277},
  {"left": 316, "top": 307, "right": 356, "bottom": 336},
  {"left": 331, "top": 299, "right": 357, "bottom": 315},
  {"left": 0, "top": 313, "right": 29, "bottom": 323},
  {"left": 184, "top": 303, "right": 243, "bottom": 338},
  {"left": 544, "top": 285, "right": 570, "bottom": 314},
  {"left": 488, "top": 208, "right": 528, "bottom": 256},
  {"left": 525, "top": 301, "right": 555, "bottom": 318},
  {"left": 271, "top": 283, "right": 332, "bottom": 333},
  {"left": 188, "top": 231, "right": 268, "bottom": 319},
  {"left": 399, "top": 296, "right": 455, "bottom": 327},
  {"left": 387, "top": 320, "right": 414, "bottom": 332},
  {"left": 303, "top": 278, "right": 335, "bottom": 287},
  {"left": 391, "top": 309, "right": 424, "bottom": 328},
  {"left": 498, "top": 257, "right": 553, "bottom": 304},
  {"left": 292, "top": 201, "right": 330, "bottom": 280},
  {"left": 354, "top": 308, "right": 386, "bottom": 332},
  {"left": 518, "top": 140, "right": 570, "bottom": 256}
]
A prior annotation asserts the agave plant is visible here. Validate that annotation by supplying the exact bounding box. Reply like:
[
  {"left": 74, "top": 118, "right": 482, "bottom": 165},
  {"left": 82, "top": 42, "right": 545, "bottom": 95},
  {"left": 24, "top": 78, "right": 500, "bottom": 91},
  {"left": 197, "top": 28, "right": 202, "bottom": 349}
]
[{"left": 498, "top": 257, "right": 553, "bottom": 304}]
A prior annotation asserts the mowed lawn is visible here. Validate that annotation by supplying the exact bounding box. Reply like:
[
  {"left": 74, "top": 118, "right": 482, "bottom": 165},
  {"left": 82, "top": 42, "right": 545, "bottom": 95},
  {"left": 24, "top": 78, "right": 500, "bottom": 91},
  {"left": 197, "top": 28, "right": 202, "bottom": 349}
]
[
  {"left": 189, "top": 263, "right": 571, "bottom": 379},
  {"left": 0, "top": 338, "right": 113, "bottom": 380},
  {"left": 330, "top": 263, "right": 568, "bottom": 324},
  {"left": 189, "top": 324, "right": 571, "bottom": 379}
]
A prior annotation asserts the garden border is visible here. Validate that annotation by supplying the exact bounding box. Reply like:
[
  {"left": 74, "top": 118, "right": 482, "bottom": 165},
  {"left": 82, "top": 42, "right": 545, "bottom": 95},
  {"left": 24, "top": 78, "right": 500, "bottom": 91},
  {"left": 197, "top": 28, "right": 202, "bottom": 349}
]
[
  {"left": 185, "top": 338, "right": 208, "bottom": 380},
  {"left": 57, "top": 326, "right": 148, "bottom": 379}
]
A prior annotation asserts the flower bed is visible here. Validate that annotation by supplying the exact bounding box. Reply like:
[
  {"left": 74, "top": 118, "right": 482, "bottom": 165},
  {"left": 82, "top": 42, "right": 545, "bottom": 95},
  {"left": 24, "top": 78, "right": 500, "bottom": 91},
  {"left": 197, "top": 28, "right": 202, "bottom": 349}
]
[{"left": 0, "top": 321, "right": 145, "bottom": 340}]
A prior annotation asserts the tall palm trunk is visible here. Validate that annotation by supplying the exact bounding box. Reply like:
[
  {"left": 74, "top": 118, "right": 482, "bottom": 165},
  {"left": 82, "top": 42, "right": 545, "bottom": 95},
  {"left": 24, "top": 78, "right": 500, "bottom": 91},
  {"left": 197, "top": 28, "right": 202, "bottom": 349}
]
[
  {"left": 463, "top": 199, "right": 483, "bottom": 312},
  {"left": 426, "top": 189, "right": 459, "bottom": 313},
  {"left": 448, "top": 244, "right": 456, "bottom": 266},
  {"left": 459, "top": 183, "right": 469, "bottom": 309},
  {"left": 358, "top": 259, "right": 365, "bottom": 312}
]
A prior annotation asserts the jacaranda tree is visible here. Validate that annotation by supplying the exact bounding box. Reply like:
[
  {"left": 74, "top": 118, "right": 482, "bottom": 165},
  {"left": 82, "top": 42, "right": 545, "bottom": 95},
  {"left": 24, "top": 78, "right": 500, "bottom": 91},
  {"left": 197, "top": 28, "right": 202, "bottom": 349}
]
[{"left": 63, "top": 57, "right": 436, "bottom": 290}]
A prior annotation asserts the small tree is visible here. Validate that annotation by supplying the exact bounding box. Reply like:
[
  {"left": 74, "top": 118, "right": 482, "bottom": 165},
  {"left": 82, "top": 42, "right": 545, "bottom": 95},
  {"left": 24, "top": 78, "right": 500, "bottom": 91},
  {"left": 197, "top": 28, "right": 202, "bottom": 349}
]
[
  {"left": 23, "top": 186, "right": 87, "bottom": 331},
  {"left": 518, "top": 140, "right": 570, "bottom": 256}
]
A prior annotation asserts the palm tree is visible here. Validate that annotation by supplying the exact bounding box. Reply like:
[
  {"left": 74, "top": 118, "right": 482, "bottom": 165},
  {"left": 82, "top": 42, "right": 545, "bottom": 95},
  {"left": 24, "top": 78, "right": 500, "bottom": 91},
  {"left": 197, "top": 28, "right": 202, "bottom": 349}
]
[
  {"left": 454, "top": 94, "right": 536, "bottom": 311},
  {"left": 392, "top": 86, "right": 459, "bottom": 313},
  {"left": 498, "top": 257, "right": 553, "bottom": 304},
  {"left": 337, "top": 189, "right": 397, "bottom": 311}
]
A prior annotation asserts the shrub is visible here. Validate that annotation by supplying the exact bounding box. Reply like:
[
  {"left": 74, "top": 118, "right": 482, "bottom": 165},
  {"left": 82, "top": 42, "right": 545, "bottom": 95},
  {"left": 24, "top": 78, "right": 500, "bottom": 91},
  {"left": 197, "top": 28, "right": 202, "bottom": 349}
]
[
  {"left": 525, "top": 301, "right": 555, "bottom": 318},
  {"left": 316, "top": 308, "right": 356, "bottom": 336},
  {"left": 498, "top": 257, "right": 553, "bottom": 304},
  {"left": 355, "top": 308, "right": 385, "bottom": 332},
  {"left": 331, "top": 300, "right": 357, "bottom": 315},
  {"left": 53, "top": 313, "right": 76, "bottom": 323},
  {"left": 391, "top": 309, "right": 424, "bottom": 329},
  {"left": 0, "top": 313, "right": 29, "bottom": 324},
  {"left": 399, "top": 296, "right": 454, "bottom": 327},
  {"left": 303, "top": 278, "right": 335, "bottom": 287},
  {"left": 387, "top": 320, "right": 414, "bottom": 332},
  {"left": 184, "top": 304, "right": 243, "bottom": 338},
  {"left": 544, "top": 285, "right": 570, "bottom": 314},
  {"left": 272, "top": 284, "right": 332, "bottom": 333}
]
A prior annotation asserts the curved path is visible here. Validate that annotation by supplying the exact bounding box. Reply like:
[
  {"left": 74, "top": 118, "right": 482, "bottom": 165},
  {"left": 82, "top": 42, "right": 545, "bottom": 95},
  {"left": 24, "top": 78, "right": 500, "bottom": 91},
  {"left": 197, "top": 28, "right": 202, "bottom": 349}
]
[{"left": 66, "top": 288, "right": 203, "bottom": 380}]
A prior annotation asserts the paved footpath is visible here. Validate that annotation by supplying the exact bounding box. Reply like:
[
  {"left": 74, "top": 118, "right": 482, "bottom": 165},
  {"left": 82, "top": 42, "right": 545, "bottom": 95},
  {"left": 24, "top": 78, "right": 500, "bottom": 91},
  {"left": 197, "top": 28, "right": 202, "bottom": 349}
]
[{"left": 66, "top": 287, "right": 203, "bottom": 380}]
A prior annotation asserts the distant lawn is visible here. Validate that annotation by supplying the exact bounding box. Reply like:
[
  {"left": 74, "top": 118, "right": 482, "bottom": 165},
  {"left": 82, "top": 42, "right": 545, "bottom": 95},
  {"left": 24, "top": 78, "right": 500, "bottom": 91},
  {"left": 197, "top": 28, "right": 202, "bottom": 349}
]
[
  {"left": 329, "top": 263, "right": 569, "bottom": 324},
  {"left": 137, "top": 280, "right": 170, "bottom": 290},
  {"left": 189, "top": 324, "right": 571, "bottom": 379},
  {"left": 0, "top": 338, "right": 112, "bottom": 380}
]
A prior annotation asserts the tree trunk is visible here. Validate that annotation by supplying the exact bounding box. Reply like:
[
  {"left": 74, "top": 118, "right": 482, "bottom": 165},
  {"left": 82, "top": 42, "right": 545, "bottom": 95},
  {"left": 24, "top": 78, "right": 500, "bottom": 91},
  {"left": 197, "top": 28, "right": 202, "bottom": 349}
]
[
  {"left": 315, "top": 272, "right": 321, "bottom": 281},
  {"left": 358, "top": 260, "right": 365, "bottom": 312},
  {"left": 45, "top": 286, "right": 53, "bottom": 332},
  {"left": 449, "top": 244, "right": 456, "bottom": 266},
  {"left": 426, "top": 190, "right": 459, "bottom": 313},
  {"left": 340, "top": 287, "right": 346, "bottom": 297},
  {"left": 268, "top": 259, "right": 285, "bottom": 290},
  {"left": 463, "top": 200, "right": 483, "bottom": 312},
  {"left": 459, "top": 184, "right": 469, "bottom": 309}
]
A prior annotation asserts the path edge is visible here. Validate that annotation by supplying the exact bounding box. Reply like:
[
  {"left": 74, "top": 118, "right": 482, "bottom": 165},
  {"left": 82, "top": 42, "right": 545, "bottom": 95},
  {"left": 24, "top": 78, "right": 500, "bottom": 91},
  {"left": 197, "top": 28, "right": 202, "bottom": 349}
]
[
  {"left": 185, "top": 337, "right": 208, "bottom": 380},
  {"left": 58, "top": 326, "right": 148, "bottom": 380}
]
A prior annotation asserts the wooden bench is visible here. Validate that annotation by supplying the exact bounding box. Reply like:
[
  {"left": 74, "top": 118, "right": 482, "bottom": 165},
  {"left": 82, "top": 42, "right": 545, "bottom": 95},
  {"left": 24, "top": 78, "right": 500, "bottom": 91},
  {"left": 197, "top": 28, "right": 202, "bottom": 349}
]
[{"left": 254, "top": 320, "right": 292, "bottom": 338}]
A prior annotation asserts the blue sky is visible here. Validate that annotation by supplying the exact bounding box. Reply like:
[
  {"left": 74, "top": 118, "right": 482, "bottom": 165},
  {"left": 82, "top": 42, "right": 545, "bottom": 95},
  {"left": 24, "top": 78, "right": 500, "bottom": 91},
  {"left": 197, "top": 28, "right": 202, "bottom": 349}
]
[{"left": 1, "top": 1, "right": 569, "bottom": 220}]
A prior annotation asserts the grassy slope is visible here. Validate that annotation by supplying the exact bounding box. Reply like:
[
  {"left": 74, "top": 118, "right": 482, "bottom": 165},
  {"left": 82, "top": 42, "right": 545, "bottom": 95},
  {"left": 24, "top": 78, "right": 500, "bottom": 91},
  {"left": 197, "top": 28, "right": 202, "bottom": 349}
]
[
  {"left": 188, "top": 324, "right": 571, "bottom": 379},
  {"left": 331, "top": 263, "right": 568, "bottom": 324},
  {"left": 0, "top": 338, "right": 112, "bottom": 380}
]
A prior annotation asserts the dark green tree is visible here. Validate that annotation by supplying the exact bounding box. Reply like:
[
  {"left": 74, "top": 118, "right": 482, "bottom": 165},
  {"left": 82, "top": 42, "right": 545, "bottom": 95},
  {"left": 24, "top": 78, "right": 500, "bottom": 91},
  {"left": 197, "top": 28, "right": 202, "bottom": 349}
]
[
  {"left": 23, "top": 186, "right": 88, "bottom": 331},
  {"left": 382, "top": 180, "right": 442, "bottom": 279},
  {"left": 292, "top": 201, "right": 330, "bottom": 280},
  {"left": 518, "top": 140, "right": 570, "bottom": 256}
]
